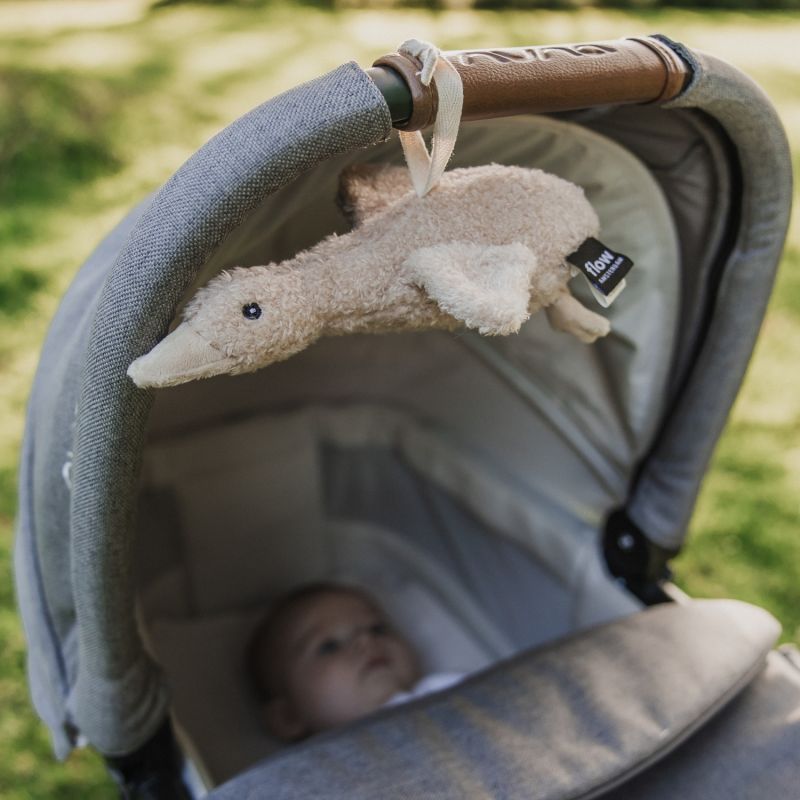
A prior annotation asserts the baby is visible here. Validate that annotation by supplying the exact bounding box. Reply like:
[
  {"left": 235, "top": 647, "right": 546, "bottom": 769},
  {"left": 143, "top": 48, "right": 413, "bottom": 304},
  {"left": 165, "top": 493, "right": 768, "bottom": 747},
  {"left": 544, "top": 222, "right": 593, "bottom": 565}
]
[{"left": 247, "top": 582, "right": 460, "bottom": 741}]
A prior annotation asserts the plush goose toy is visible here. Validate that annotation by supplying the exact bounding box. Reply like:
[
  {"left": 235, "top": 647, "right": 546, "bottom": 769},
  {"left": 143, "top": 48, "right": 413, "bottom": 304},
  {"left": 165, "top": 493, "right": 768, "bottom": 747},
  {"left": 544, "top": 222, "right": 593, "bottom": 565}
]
[{"left": 128, "top": 164, "right": 611, "bottom": 389}]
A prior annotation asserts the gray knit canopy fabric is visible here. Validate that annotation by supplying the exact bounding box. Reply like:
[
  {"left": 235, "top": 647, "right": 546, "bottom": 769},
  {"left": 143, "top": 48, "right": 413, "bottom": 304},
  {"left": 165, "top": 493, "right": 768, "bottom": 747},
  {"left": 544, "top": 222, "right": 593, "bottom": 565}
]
[{"left": 16, "top": 62, "right": 393, "bottom": 758}]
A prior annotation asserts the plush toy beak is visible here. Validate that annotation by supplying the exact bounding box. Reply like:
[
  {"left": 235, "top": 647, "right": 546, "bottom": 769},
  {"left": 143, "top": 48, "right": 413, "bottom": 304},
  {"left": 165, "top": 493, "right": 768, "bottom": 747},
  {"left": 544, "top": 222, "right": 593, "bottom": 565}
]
[{"left": 127, "top": 322, "right": 237, "bottom": 388}]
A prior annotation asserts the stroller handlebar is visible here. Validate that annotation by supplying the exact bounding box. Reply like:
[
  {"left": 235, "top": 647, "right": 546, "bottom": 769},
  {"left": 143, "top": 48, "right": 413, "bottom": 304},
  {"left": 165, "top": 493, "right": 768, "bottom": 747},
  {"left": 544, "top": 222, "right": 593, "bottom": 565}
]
[{"left": 369, "top": 36, "right": 690, "bottom": 129}]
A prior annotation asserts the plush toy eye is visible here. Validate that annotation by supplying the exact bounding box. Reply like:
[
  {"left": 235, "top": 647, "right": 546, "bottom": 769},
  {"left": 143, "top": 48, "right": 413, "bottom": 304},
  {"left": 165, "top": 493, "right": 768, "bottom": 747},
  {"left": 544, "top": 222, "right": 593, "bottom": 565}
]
[{"left": 242, "top": 302, "right": 262, "bottom": 320}]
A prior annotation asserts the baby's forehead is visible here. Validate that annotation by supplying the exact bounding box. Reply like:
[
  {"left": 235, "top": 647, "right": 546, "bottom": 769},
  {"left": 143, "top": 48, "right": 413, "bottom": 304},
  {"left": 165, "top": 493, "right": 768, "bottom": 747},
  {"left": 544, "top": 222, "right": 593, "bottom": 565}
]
[
  {"left": 268, "top": 590, "right": 378, "bottom": 660},
  {"left": 283, "top": 589, "right": 379, "bottom": 629}
]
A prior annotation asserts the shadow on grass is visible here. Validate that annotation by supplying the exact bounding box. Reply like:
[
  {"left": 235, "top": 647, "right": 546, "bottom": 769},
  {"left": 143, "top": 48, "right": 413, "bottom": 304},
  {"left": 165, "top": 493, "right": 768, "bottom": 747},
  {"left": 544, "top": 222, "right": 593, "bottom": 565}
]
[
  {"left": 0, "top": 268, "right": 47, "bottom": 320},
  {"left": 676, "top": 422, "right": 800, "bottom": 642},
  {"left": 0, "top": 56, "right": 175, "bottom": 210},
  {"left": 0, "top": 58, "right": 173, "bottom": 317},
  {"left": 772, "top": 244, "right": 800, "bottom": 321},
  {"left": 0, "top": 68, "right": 121, "bottom": 314},
  {"left": 0, "top": 69, "right": 121, "bottom": 210}
]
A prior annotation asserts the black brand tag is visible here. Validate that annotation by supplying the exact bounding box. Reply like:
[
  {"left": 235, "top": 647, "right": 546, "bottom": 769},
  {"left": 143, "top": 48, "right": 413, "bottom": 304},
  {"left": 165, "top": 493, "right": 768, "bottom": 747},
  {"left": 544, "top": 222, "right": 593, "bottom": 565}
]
[{"left": 567, "top": 238, "right": 634, "bottom": 296}]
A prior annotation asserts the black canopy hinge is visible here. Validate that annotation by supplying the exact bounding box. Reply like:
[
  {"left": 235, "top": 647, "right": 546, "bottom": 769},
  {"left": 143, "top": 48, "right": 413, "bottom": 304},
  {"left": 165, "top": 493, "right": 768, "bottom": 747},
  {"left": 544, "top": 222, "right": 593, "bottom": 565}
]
[
  {"left": 104, "top": 719, "right": 191, "bottom": 800},
  {"left": 603, "top": 509, "right": 679, "bottom": 605}
]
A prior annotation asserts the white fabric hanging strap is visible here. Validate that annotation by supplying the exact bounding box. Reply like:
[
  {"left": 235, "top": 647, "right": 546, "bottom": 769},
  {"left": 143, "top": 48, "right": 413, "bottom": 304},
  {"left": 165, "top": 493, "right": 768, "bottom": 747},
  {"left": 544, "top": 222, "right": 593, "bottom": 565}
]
[{"left": 397, "top": 39, "right": 464, "bottom": 197}]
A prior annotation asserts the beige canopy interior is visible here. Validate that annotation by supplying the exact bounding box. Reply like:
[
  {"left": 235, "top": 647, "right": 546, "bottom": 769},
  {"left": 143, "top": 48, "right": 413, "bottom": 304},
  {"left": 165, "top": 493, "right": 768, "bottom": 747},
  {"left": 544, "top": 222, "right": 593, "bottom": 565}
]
[{"left": 134, "top": 116, "right": 680, "bottom": 784}]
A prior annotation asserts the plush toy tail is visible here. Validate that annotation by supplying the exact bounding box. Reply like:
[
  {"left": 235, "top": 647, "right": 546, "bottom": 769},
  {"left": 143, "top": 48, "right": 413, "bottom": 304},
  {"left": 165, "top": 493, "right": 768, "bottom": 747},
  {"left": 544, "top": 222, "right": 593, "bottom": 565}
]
[{"left": 545, "top": 288, "right": 611, "bottom": 344}]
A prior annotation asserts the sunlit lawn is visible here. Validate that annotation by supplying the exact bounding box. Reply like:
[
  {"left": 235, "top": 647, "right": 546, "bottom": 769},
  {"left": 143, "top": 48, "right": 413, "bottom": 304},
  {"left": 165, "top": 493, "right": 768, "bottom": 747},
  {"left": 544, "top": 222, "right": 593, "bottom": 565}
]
[{"left": 1, "top": 1, "right": 798, "bottom": 796}]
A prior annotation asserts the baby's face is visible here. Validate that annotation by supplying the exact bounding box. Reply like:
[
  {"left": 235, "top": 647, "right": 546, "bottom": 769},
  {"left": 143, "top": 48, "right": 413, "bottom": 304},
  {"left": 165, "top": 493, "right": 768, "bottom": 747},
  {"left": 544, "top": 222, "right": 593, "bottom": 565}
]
[{"left": 270, "top": 591, "right": 420, "bottom": 737}]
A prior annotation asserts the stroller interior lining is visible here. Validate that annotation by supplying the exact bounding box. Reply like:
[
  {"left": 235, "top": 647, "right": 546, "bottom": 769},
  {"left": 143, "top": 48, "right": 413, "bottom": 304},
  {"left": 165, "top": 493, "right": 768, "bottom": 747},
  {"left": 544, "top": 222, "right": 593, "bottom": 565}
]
[
  {"left": 138, "top": 404, "right": 646, "bottom": 628},
  {"left": 138, "top": 404, "right": 644, "bottom": 783},
  {"left": 150, "top": 115, "right": 681, "bottom": 497},
  {"left": 573, "top": 104, "right": 736, "bottom": 397},
  {"left": 135, "top": 115, "right": 681, "bottom": 783}
]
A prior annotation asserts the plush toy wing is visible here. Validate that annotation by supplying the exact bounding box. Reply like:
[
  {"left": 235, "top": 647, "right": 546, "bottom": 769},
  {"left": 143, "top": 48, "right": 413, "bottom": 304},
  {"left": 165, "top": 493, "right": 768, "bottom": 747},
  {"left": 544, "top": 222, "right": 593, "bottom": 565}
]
[{"left": 405, "top": 242, "right": 537, "bottom": 336}]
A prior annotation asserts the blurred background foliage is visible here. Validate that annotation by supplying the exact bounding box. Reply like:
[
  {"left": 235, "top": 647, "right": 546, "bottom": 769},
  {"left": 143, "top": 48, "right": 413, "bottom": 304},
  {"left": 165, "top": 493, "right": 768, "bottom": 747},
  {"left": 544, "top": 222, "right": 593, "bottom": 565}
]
[
  {"left": 150, "top": 0, "right": 800, "bottom": 9},
  {"left": 1, "top": 0, "right": 798, "bottom": 796}
]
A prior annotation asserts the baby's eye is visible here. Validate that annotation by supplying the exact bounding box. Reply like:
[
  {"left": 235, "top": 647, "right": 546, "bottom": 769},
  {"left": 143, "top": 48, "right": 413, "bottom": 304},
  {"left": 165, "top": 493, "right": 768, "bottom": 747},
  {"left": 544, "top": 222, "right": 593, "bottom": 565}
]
[
  {"left": 369, "top": 622, "right": 390, "bottom": 637},
  {"left": 317, "top": 638, "right": 342, "bottom": 656}
]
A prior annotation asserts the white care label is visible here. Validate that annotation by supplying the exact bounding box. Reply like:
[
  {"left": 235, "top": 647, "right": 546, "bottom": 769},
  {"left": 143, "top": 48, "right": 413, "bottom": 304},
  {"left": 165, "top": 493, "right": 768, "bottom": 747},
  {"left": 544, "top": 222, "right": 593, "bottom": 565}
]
[{"left": 567, "top": 238, "right": 634, "bottom": 307}]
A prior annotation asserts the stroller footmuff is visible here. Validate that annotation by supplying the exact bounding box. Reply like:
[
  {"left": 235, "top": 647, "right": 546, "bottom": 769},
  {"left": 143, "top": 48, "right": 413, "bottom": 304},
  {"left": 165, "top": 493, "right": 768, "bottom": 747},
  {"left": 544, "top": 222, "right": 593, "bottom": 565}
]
[
  {"left": 207, "top": 599, "right": 782, "bottom": 800},
  {"left": 14, "top": 35, "right": 799, "bottom": 798}
]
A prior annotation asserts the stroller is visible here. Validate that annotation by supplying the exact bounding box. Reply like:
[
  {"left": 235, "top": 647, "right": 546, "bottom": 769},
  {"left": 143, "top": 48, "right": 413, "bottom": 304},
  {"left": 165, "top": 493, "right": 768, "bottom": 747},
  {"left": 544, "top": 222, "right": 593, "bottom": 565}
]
[{"left": 14, "top": 33, "right": 800, "bottom": 799}]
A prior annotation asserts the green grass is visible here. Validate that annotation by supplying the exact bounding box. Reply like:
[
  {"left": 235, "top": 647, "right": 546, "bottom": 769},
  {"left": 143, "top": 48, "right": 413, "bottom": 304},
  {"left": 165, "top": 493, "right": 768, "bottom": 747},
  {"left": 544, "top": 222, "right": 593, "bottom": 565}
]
[{"left": 0, "top": 1, "right": 798, "bottom": 796}]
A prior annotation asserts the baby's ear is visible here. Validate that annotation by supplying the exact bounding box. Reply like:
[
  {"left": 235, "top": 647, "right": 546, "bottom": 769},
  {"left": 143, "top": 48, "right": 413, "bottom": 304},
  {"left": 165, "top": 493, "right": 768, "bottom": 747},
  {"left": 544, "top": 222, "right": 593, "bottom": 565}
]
[{"left": 263, "top": 697, "right": 308, "bottom": 742}]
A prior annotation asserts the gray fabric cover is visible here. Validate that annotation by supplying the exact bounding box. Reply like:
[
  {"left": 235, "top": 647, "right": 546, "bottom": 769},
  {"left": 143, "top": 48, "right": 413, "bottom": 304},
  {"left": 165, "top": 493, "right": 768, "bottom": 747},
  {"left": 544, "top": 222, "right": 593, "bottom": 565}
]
[
  {"left": 605, "top": 646, "right": 800, "bottom": 799},
  {"left": 207, "top": 600, "right": 779, "bottom": 800},
  {"left": 15, "top": 64, "right": 392, "bottom": 757},
  {"left": 628, "top": 47, "right": 793, "bottom": 549},
  {"left": 14, "top": 201, "right": 152, "bottom": 757}
]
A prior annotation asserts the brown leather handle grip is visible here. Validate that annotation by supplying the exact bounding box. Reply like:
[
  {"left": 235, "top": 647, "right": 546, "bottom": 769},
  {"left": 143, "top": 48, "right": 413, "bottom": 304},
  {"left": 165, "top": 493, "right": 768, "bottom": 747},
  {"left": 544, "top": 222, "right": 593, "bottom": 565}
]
[{"left": 370, "top": 37, "right": 690, "bottom": 130}]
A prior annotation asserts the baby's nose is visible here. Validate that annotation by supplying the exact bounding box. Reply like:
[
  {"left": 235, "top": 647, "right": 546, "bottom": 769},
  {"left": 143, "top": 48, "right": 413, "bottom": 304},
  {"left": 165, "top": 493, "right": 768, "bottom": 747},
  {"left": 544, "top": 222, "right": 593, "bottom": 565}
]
[{"left": 350, "top": 627, "right": 374, "bottom": 652}]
